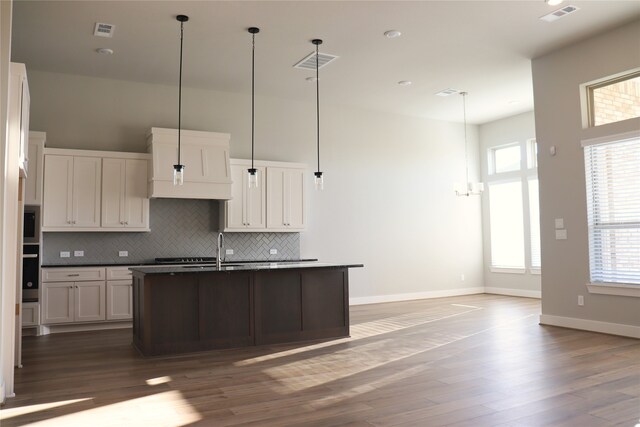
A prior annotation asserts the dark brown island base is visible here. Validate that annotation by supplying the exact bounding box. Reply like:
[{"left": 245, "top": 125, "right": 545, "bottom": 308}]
[{"left": 129, "top": 262, "right": 363, "bottom": 356}]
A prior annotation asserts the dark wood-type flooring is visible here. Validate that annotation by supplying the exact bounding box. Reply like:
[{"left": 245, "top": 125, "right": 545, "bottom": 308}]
[{"left": 1, "top": 294, "right": 639, "bottom": 426}]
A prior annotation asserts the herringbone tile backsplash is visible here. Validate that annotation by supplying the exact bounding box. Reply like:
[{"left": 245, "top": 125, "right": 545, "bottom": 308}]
[{"left": 42, "top": 199, "right": 300, "bottom": 265}]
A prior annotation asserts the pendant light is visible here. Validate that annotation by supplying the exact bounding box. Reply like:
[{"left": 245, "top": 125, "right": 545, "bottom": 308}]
[
  {"left": 247, "top": 27, "right": 260, "bottom": 188},
  {"left": 455, "top": 91, "right": 484, "bottom": 197},
  {"left": 312, "top": 38, "right": 324, "bottom": 190},
  {"left": 173, "top": 14, "right": 188, "bottom": 186}
]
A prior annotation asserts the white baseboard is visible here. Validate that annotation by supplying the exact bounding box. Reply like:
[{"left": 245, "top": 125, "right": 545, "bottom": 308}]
[
  {"left": 349, "top": 287, "right": 484, "bottom": 306},
  {"left": 44, "top": 321, "right": 132, "bottom": 335},
  {"left": 1, "top": 380, "right": 4, "bottom": 404},
  {"left": 485, "top": 287, "right": 541, "bottom": 299},
  {"left": 540, "top": 314, "right": 640, "bottom": 339}
]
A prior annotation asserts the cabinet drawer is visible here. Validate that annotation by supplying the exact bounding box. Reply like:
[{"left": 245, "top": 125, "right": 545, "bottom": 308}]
[
  {"left": 42, "top": 267, "right": 106, "bottom": 282},
  {"left": 106, "top": 267, "right": 133, "bottom": 281}
]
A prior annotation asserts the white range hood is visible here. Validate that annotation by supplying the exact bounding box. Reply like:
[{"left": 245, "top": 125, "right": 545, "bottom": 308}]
[{"left": 147, "top": 127, "right": 232, "bottom": 200}]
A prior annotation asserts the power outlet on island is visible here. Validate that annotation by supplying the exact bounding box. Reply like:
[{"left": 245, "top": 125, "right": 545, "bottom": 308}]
[{"left": 270, "top": 249, "right": 278, "bottom": 255}]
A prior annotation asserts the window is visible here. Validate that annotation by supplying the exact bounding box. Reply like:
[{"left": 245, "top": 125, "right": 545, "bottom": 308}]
[
  {"left": 583, "top": 133, "right": 640, "bottom": 286},
  {"left": 589, "top": 72, "right": 640, "bottom": 127},
  {"left": 489, "top": 181, "right": 525, "bottom": 268},
  {"left": 486, "top": 139, "right": 540, "bottom": 273}
]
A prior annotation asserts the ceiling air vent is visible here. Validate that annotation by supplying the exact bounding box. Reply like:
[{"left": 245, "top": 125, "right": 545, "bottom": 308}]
[
  {"left": 294, "top": 51, "right": 338, "bottom": 70},
  {"left": 435, "top": 88, "right": 460, "bottom": 97},
  {"left": 94, "top": 22, "right": 115, "bottom": 37},
  {"left": 540, "top": 5, "right": 580, "bottom": 22}
]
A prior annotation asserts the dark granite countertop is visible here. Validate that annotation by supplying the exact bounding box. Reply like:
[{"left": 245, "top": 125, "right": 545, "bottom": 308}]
[
  {"left": 129, "top": 262, "right": 364, "bottom": 275},
  {"left": 41, "top": 259, "right": 318, "bottom": 268}
]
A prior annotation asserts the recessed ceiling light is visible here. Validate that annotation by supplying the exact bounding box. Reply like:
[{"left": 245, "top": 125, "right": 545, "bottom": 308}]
[
  {"left": 546, "top": 0, "right": 564, "bottom": 5},
  {"left": 306, "top": 76, "right": 318, "bottom": 82},
  {"left": 435, "top": 88, "right": 459, "bottom": 97},
  {"left": 398, "top": 80, "right": 412, "bottom": 86},
  {"left": 384, "top": 30, "right": 402, "bottom": 39},
  {"left": 96, "top": 48, "right": 114, "bottom": 55}
]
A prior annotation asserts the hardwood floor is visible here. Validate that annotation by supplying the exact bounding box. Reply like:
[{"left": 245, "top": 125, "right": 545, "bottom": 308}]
[{"left": 1, "top": 294, "right": 639, "bottom": 426}]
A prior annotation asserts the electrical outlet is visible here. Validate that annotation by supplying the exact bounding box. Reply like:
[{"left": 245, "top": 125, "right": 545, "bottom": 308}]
[
  {"left": 555, "top": 229, "right": 568, "bottom": 240},
  {"left": 118, "top": 251, "right": 128, "bottom": 257},
  {"left": 555, "top": 218, "right": 564, "bottom": 229},
  {"left": 461, "top": 274, "right": 465, "bottom": 281},
  {"left": 270, "top": 249, "right": 278, "bottom": 255},
  {"left": 578, "top": 295, "right": 584, "bottom": 306},
  {"left": 60, "top": 251, "right": 70, "bottom": 258},
  {"left": 74, "top": 250, "right": 84, "bottom": 257},
  {"left": 226, "top": 249, "right": 234, "bottom": 255}
]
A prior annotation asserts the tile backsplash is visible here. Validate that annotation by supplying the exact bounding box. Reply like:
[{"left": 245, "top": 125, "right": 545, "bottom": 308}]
[{"left": 42, "top": 199, "right": 300, "bottom": 265}]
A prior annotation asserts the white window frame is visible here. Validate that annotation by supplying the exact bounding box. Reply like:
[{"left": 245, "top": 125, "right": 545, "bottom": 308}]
[
  {"left": 582, "top": 130, "right": 640, "bottom": 298},
  {"left": 486, "top": 139, "right": 540, "bottom": 274}
]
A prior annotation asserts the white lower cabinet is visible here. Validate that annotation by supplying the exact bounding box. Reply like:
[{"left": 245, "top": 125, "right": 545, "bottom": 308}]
[
  {"left": 42, "top": 267, "right": 130, "bottom": 326},
  {"left": 22, "top": 302, "right": 41, "bottom": 327},
  {"left": 42, "top": 281, "right": 105, "bottom": 324}
]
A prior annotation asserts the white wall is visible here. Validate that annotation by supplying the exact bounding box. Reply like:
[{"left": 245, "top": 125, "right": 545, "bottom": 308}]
[
  {"left": 532, "top": 20, "right": 640, "bottom": 336},
  {"left": 479, "top": 111, "right": 541, "bottom": 298},
  {"left": 0, "top": 0, "right": 14, "bottom": 403},
  {"left": 27, "top": 70, "right": 485, "bottom": 302}
]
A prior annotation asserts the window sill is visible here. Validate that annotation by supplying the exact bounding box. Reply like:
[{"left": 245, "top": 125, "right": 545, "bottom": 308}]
[
  {"left": 490, "top": 266, "right": 526, "bottom": 274},
  {"left": 587, "top": 283, "right": 640, "bottom": 298},
  {"left": 530, "top": 268, "right": 541, "bottom": 275}
]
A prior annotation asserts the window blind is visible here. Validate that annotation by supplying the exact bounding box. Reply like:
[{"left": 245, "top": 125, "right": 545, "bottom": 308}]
[{"left": 584, "top": 136, "right": 640, "bottom": 285}]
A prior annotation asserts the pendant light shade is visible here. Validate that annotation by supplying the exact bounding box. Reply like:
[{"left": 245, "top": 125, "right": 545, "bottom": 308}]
[
  {"left": 247, "top": 27, "right": 260, "bottom": 188},
  {"left": 454, "top": 91, "right": 484, "bottom": 197},
  {"left": 312, "top": 38, "right": 324, "bottom": 191},
  {"left": 173, "top": 14, "right": 188, "bottom": 186}
]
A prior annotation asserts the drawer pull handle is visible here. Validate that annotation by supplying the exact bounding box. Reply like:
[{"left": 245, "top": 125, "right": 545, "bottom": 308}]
[{"left": 67, "top": 274, "right": 80, "bottom": 277}]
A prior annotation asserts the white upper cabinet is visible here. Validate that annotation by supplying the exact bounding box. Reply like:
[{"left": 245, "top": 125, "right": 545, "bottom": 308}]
[
  {"left": 223, "top": 161, "right": 266, "bottom": 231},
  {"left": 266, "top": 167, "right": 306, "bottom": 231},
  {"left": 147, "top": 127, "right": 232, "bottom": 200},
  {"left": 102, "top": 158, "right": 149, "bottom": 230},
  {"left": 42, "top": 149, "right": 150, "bottom": 232},
  {"left": 24, "top": 132, "right": 46, "bottom": 206}
]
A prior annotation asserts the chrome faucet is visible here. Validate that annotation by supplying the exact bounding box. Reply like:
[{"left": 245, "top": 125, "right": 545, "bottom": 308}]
[{"left": 216, "top": 232, "right": 225, "bottom": 270}]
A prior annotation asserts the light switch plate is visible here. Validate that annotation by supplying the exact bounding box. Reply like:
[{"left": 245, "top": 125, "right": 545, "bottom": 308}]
[
  {"left": 270, "top": 249, "right": 278, "bottom": 255},
  {"left": 555, "top": 229, "right": 568, "bottom": 240},
  {"left": 60, "top": 251, "right": 70, "bottom": 258},
  {"left": 225, "top": 249, "right": 234, "bottom": 255},
  {"left": 74, "top": 250, "right": 84, "bottom": 257},
  {"left": 555, "top": 218, "right": 564, "bottom": 229},
  {"left": 118, "top": 251, "right": 128, "bottom": 257}
]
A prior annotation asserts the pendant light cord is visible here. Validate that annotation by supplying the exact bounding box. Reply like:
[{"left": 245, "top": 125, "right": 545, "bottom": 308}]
[
  {"left": 178, "top": 20, "right": 184, "bottom": 166},
  {"left": 251, "top": 31, "right": 256, "bottom": 171},
  {"left": 315, "top": 43, "right": 320, "bottom": 174},
  {"left": 462, "top": 92, "right": 469, "bottom": 186}
]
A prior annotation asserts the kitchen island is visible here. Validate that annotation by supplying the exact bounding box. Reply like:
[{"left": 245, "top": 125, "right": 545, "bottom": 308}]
[{"left": 130, "top": 262, "right": 363, "bottom": 356}]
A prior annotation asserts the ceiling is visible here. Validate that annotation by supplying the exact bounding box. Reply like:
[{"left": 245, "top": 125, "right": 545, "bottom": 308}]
[{"left": 11, "top": 1, "right": 640, "bottom": 124}]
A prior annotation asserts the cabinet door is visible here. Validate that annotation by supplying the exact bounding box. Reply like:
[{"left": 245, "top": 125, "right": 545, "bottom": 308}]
[
  {"left": 124, "top": 159, "right": 149, "bottom": 228},
  {"left": 101, "top": 158, "right": 126, "bottom": 228},
  {"left": 286, "top": 169, "right": 306, "bottom": 230},
  {"left": 42, "top": 282, "right": 74, "bottom": 324},
  {"left": 225, "top": 164, "right": 246, "bottom": 229},
  {"left": 266, "top": 167, "right": 286, "bottom": 228},
  {"left": 75, "top": 281, "right": 106, "bottom": 322},
  {"left": 43, "top": 155, "right": 73, "bottom": 227},
  {"left": 246, "top": 167, "right": 266, "bottom": 229},
  {"left": 106, "top": 280, "right": 133, "bottom": 320},
  {"left": 72, "top": 157, "right": 102, "bottom": 227}
]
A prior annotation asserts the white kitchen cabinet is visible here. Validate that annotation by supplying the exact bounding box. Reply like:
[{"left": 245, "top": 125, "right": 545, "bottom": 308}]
[
  {"left": 42, "top": 268, "right": 105, "bottom": 324},
  {"left": 106, "top": 267, "right": 133, "bottom": 320},
  {"left": 102, "top": 158, "right": 149, "bottom": 230},
  {"left": 266, "top": 167, "right": 306, "bottom": 231},
  {"left": 25, "top": 132, "right": 46, "bottom": 205},
  {"left": 223, "top": 161, "right": 266, "bottom": 231},
  {"left": 147, "top": 127, "right": 232, "bottom": 200},
  {"left": 42, "top": 155, "right": 101, "bottom": 230},
  {"left": 22, "top": 302, "right": 40, "bottom": 327}
]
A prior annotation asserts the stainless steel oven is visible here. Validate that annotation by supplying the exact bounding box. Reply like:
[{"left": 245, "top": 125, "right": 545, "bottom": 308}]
[{"left": 23, "top": 206, "right": 40, "bottom": 244}]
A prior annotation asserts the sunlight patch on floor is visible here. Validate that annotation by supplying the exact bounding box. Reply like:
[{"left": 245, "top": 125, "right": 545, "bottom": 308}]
[
  {"left": 235, "top": 305, "right": 481, "bottom": 367},
  {"left": 13, "top": 391, "right": 201, "bottom": 427},
  {"left": 146, "top": 375, "right": 172, "bottom": 386},
  {"left": 0, "top": 398, "right": 91, "bottom": 421}
]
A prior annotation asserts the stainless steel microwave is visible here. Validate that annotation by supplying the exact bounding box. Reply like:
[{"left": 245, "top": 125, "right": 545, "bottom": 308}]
[{"left": 23, "top": 206, "right": 40, "bottom": 244}]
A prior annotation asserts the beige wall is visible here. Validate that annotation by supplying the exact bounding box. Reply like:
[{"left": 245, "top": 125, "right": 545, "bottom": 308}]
[
  {"left": 532, "top": 20, "right": 640, "bottom": 330},
  {"left": 27, "top": 70, "right": 485, "bottom": 302},
  {"left": 479, "top": 111, "right": 541, "bottom": 297}
]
